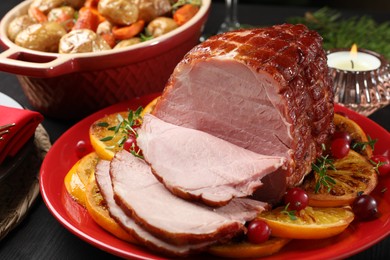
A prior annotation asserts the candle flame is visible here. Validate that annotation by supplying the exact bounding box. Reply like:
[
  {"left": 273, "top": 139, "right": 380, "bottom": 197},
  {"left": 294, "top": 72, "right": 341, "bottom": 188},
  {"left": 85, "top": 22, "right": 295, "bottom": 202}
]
[{"left": 350, "top": 44, "right": 358, "bottom": 57}]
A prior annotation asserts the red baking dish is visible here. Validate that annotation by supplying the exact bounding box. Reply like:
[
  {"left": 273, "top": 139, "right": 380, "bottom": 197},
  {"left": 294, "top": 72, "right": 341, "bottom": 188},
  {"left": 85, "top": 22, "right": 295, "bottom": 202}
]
[{"left": 0, "top": 0, "right": 211, "bottom": 119}]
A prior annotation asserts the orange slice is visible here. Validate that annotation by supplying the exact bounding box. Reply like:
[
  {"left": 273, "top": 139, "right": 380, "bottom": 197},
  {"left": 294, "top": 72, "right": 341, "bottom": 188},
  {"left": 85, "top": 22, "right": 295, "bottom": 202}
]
[
  {"left": 140, "top": 96, "right": 160, "bottom": 117},
  {"left": 301, "top": 149, "right": 377, "bottom": 207},
  {"left": 64, "top": 152, "right": 99, "bottom": 207},
  {"left": 334, "top": 113, "right": 373, "bottom": 158},
  {"left": 74, "top": 152, "right": 99, "bottom": 185},
  {"left": 89, "top": 112, "right": 129, "bottom": 160},
  {"left": 208, "top": 237, "right": 290, "bottom": 258},
  {"left": 64, "top": 161, "right": 87, "bottom": 207},
  {"left": 257, "top": 206, "right": 354, "bottom": 239},
  {"left": 85, "top": 174, "right": 137, "bottom": 243}
]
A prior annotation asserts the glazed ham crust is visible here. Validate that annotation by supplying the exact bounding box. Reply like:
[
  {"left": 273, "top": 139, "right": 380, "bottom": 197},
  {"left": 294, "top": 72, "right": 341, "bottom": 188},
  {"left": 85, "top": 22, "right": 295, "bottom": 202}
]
[{"left": 152, "top": 24, "right": 334, "bottom": 186}]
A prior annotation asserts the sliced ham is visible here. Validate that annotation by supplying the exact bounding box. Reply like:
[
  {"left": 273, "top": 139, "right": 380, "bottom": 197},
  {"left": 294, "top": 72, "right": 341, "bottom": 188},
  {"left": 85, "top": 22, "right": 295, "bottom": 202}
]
[
  {"left": 110, "top": 150, "right": 269, "bottom": 246},
  {"left": 152, "top": 24, "right": 334, "bottom": 187},
  {"left": 137, "top": 114, "right": 285, "bottom": 206},
  {"left": 94, "top": 160, "right": 211, "bottom": 257}
]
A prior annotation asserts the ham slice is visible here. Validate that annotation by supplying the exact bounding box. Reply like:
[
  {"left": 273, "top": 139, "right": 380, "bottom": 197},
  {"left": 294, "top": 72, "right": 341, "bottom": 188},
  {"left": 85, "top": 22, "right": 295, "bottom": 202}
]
[
  {"left": 94, "top": 160, "right": 211, "bottom": 256},
  {"left": 110, "top": 150, "right": 269, "bottom": 246},
  {"left": 137, "top": 114, "right": 285, "bottom": 206},
  {"left": 152, "top": 24, "right": 334, "bottom": 187}
]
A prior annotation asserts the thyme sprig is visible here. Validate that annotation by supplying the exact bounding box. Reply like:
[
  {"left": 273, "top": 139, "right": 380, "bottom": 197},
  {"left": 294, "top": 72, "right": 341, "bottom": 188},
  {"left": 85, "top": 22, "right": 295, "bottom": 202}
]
[
  {"left": 129, "top": 143, "right": 144, "bottom": 159},
  {"left": 99, "top": 106, "right": 144, "bottom": 158},
  {"left": 311, "top": 148, "right": 336, "bottom": 193},
  {"left": 370, "top": 159, "right": 386, "bottom": 175},
  {"left": 281, "top": 203, "right": 297, "bottom": 221},
  {"left": 352, "top": 135, "right": 377, "bottom": 152}
]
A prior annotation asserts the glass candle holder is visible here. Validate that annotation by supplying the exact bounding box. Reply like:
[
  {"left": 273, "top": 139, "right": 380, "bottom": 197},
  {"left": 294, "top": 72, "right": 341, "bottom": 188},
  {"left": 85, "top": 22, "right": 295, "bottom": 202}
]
[{"left": 327, "top": 48, "right": 390, "bottom": 116}]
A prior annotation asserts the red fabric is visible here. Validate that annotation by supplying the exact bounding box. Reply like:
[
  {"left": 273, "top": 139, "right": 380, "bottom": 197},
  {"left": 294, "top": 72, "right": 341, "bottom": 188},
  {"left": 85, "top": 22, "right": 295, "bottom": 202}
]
[{"left": 0, "top": 105, "right": 43, "bottom": 164}]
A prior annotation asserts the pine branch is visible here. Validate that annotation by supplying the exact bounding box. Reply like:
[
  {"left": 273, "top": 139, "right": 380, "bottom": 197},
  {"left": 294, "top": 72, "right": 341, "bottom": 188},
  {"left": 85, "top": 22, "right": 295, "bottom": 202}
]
[{"left": 287, "top": 7, "right": 390, "bottom": 60}]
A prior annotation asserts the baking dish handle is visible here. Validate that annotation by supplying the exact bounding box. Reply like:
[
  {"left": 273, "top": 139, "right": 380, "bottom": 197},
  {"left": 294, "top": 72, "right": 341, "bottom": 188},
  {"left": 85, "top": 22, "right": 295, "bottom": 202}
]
[{"left": 0, "top": 47, "right": 76, "bottom": 77}]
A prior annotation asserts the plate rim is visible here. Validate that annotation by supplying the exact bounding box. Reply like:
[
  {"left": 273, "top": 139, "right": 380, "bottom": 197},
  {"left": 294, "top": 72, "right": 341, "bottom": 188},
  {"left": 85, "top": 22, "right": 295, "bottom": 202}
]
[
  {"left": 0, "top": 91, "right": 23, "bottom": 109},
  {"left": 39, "top": 98, "right": 390, "bottom": 260}
]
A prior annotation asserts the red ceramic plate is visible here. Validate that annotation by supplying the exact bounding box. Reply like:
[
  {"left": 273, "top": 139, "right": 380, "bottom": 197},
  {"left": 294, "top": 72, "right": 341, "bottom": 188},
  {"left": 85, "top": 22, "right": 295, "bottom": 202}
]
[{"left": 40, "top": 96, "right": 390, "bottom": 260}]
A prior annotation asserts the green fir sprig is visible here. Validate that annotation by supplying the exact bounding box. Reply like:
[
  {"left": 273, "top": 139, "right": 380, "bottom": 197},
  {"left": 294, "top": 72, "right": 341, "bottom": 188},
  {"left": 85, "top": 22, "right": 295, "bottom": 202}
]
[{"left": 287, "top": 7, "right": 390, "bottom": 60}]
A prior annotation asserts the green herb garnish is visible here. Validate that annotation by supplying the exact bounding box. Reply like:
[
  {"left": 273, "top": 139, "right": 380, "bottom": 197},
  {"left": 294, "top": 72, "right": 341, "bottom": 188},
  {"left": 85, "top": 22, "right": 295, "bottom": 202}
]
[
  {"left": 370, "top": 159, "right": 386, "bottom": 175},
  {"left": 281, "top": 203, "right": 297, "bottom": 221},
  {"left": 352, "top": 135, "right": 377, "bottom": 152},
  {"left": 312, "top": 152, "right": 336, "bottom": 193},
  {"left": 99, "top": 106, "right": 143, "bottom": 158},
  {"left": 140, "top": 33, "right": 154, "bottom": 42}
]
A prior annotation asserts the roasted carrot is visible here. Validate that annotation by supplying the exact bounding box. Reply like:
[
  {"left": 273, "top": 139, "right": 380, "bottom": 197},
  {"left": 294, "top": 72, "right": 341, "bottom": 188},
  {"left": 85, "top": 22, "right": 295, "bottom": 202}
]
[
  {"left": 112, "top": 20, "right": 145, "bottom": 40},
  {"left": 72, "top": 7, "right": 100, "bottom": 31},
  {"left": 53, "top": 12, "right": 73, "bottom": 24},
  {"left": 89, "top": 6, "right": 106, "bottom": 23},
  {"left": 51, "top": 11, "right": 75, "bottom": 31},
  {"left": 173, "top": 4, "right": 199, "bottom": 26},
  {"left": 29, "top": 6, "right": 48, "bottom": 23},
  {"left": 100, "top": 33, "right": 116, "bottom": 48},
  {"left": 84, "top": 0, "right": 100, "bottom": 8}
]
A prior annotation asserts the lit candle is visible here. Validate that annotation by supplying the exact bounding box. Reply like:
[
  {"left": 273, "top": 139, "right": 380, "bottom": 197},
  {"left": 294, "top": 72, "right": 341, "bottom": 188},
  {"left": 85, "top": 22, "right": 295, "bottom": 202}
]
[{"left": 327, "top": 44, "right": 381, "bottom": 71}]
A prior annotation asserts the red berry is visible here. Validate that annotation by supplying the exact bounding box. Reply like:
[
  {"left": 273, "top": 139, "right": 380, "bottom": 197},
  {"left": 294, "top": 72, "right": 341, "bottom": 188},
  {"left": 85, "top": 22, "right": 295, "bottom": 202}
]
[
  {"left": 123, "top": 135, "right": 140, "bottom": 153},
  {"left": 75, "top": 140, "right": 91, "bottom": 158},
  {"left": 332, "top": 131, "right": 351, "bottom": 144},
  {"left": 371, "top": 155, "right": 390, "bottom": 176},
  {"left": 331, "top": 138, "right": 350, "bottom": 159},
  {"left": 246, "top": 219, "right": 271, "bottom": 244},
  {"left": 284, "top": 187, "right": 309, "bottom": 211},
  {"left": 352, "top": 194, "right": 378, "bottom": 220}
]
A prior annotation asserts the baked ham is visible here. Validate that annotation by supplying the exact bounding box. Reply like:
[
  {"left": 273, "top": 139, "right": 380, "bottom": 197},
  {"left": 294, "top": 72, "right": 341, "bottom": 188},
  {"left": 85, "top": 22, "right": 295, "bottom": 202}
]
[
  {"left": 94, "top": 160, "right": 211, "bottom": 256},
  {"left": 137, "top": 113, "right": 285, "bottom": 206},
  {"left": 110, "top": 150, "right": 269, "bottom": 247},
  {"left": 152, "top": 24, "right": 334, "bottom": 187}
]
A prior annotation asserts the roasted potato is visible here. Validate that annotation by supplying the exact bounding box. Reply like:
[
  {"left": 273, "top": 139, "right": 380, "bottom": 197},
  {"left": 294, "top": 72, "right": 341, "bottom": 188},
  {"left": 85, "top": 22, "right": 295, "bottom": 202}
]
[
  {"left": 15, "top": 21, "right": 66, "bottom": 52},
  {"left": 59, "top": 29, "right": 111, "bottom": 53},
  {"left": 98, "top": 0, "right": 139, "bottom": 25},
  {"left": 7, "top": 15, "right": 35, "bottom": 41},
  {"left": 147, "top": 17, "right": 178, "bottom": 37}
]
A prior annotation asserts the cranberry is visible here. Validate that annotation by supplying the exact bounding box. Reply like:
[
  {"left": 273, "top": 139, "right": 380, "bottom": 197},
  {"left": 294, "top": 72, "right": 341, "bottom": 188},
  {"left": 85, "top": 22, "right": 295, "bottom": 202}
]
[
  {"left": 371, "top": 155, "right": 390, "bottom": 176},
  {"left": 123, "top": 135, "right": 140, "bottom": 154},
  {"left": 332, "top": 131, "right": 352, "bottom": 144},
  {"left": 352, "top": 194, "right": 378, "bottom": 221},
  {"left": 331, "top": 138, "right": 350, "bottom": 159},
  {"left": 247, "top": 219, "right": 271, "bottom": 244},
  {"left": 284, "top": 187, "right": 309, "bottom": 211},
  {"left": 75, "top": 140, "right": 91, "bottom": 158}
]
